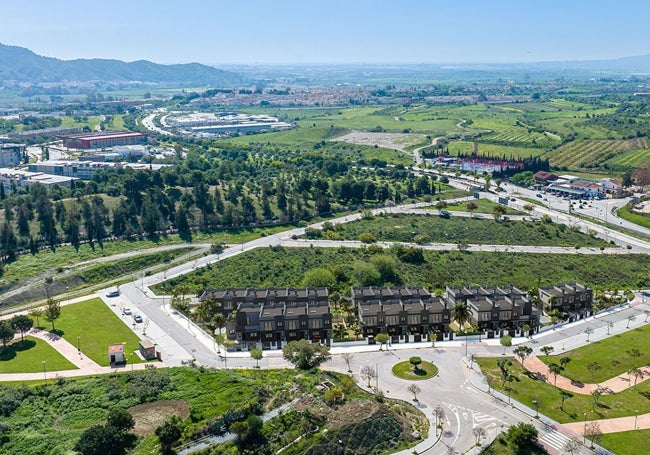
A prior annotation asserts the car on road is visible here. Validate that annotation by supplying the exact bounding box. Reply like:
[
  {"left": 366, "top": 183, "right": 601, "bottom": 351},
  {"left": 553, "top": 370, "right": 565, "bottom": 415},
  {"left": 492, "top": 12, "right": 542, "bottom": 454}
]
[
  {"left": 536, "top": 193, "right": 543, "bottom": 198},
  {"left": 122, "top": 307, "right": 132, "bottom": 315},
  {"left": 133, "top": 314, "right": 143, "bottom": 323},
  {"left": 642, "top": 291, "right": 650, "bottom": 297},
  {"left": 106, "top": 290, "right": 120, "bottom": 298}
]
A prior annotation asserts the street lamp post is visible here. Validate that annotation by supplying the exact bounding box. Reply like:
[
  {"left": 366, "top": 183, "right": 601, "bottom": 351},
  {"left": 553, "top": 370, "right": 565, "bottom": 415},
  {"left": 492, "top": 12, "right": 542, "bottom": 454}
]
[
  {"left": 76, "top": 335, "right": 80, "bottom": 352},
  {"left": 532, "top": 400, "right": 538, "bottom": 418},
  {"left": 635, "top": 410, "right": 639, "bottom": 430}
]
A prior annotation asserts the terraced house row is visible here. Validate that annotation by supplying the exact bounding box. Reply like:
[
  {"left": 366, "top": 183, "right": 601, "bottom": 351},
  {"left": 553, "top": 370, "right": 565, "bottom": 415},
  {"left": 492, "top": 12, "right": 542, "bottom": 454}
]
[{"left": 197, "top": 283, "right": 592, "bottom": 350}]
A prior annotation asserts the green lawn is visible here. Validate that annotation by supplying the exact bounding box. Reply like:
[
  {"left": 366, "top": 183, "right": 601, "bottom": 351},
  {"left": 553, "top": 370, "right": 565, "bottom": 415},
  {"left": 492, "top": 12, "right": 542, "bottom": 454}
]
[
  {"left": 476, "top": 357, "right": 650, "bottom": 424},
  {"left": 0, "top": 336, "right": 77, "bottom": 374},
  {"left": 538, "top": 325, "right": 650, "bottom": 383},
  {"left": 320, "top": 213, "right": 610, "bottom": 247},
  {"left": 392, "top": 360, "right": 438, "bottom": 380},
  {"left": 52, "top": 298, "right": 145, "bottom": 367},
  {"left": 599, "top": 429, "right": 650, "bottom": 455}
]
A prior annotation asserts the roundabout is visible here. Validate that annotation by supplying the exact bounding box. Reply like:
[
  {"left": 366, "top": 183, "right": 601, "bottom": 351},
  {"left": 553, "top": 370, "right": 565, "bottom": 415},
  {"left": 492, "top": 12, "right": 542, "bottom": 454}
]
[{"left": 391, "top": 357, "right": 438, "bottom": 380}]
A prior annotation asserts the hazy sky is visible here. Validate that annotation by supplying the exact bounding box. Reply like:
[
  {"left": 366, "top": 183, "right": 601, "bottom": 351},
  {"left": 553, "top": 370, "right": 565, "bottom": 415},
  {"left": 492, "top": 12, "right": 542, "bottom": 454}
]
[{"left": 1, "top": 0, "right": 648, "bottom": 65}]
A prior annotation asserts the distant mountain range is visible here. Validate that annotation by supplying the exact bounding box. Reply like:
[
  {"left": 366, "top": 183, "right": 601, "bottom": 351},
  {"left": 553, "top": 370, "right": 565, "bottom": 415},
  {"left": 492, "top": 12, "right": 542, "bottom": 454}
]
[{"left": 0, "top": 43, "right": 244, "bottom": 86}]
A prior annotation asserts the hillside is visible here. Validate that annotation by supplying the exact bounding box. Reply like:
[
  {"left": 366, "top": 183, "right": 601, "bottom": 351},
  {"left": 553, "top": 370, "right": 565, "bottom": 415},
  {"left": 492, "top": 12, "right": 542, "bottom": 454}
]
[{"left": 0, "top": 43, "right": 244, "bottom": 86}]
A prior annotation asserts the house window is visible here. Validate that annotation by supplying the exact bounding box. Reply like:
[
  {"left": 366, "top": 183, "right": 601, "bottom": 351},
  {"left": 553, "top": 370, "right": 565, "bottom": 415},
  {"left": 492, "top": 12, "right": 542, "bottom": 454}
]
[
  {"left": 311, "top": 320, "right": 321, "bottom": 329},
  {"left": 300, "top": 320, "right": 307, "bottom": 327},
  {"left": 263, "top": 322, "right": 273, "bottom": 331},
  {"left": 287, "top": 320, "right": 296, "bottom": 330},
  {"left": 277, "top": 321, "right": 283, "bottom": 327}
]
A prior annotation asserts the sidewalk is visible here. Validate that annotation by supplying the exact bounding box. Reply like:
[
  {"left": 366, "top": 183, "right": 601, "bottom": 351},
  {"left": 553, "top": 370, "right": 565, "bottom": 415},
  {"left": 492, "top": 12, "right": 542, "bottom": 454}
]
[
  {"left": 0, "top": 327, "right": 167, "bottom": 382},
  {"left": 0, "top": 362, "right": 166, "bottom": 382},
  {"left": 563, "top": 413, "right": 650, "bottom": 434}
]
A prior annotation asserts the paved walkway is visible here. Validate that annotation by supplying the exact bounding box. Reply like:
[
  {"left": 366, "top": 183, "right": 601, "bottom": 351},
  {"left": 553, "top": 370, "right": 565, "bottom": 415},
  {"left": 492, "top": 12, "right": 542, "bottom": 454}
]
[
  {"left": 519, "top": 356, "right": 650, "bottom": 394},
  {"left": 0, "top": 327, "right": 167, "bottom": 382},
  {"left": 563, "top": 413, "right": 650, "bottom": 434}
]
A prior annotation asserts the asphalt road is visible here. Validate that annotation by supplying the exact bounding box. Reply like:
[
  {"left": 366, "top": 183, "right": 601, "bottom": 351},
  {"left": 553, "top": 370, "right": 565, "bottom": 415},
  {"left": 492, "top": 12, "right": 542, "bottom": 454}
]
[{"left": 102, "top": 186, "right": 650, "bottom": 455}]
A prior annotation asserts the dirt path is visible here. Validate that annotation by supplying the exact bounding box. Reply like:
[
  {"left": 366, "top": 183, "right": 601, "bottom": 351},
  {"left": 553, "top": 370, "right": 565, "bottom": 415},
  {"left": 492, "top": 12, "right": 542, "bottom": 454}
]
[{"left": 521, "top": 356, "right": 650, "bottom": 394}]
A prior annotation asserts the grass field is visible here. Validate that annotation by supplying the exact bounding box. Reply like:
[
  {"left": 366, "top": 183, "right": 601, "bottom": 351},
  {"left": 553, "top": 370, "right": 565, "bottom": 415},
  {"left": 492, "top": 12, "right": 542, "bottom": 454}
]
[
  {"left": 617, "top": 204, "right": 650, "bottom": 229},
  {"left": 476, "top": 357, "right": 650, "bottom": 423},
  {"left": 538, "top": 325, "right": 650, "bottom": 384},
  {"left": 321, "top": 213, "right": 609, "bottom": 247},
  {"left": 443, "top": 199, "right": 524, "bottom": 215},
  {"left": 52, "top": 298, "right": 145, "bottom": 367},
  {"left": 0, "top": 336, "right": 77, "bottom": 374},
  {"left": 0, "top": 367, "right": 426, "bottom": 455},
  {"left": 599, "top": 430, "right": 650, "bottom": 455},
  {"left": 153, "top": 246, "right": 650, "bottom": 296}
]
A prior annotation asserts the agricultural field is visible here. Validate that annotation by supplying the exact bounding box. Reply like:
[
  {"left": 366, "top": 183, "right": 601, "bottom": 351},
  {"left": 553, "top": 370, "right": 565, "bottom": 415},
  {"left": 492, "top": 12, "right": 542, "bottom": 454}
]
[
  {"left": 0, "top": 367, "right": 427, "bottom": 455},
  {"left": 310, "top": 213, "right": 610, "bottom": 247},
  {"left": 548, "top": 138, "right": 649, "bottom": 171},
  {"left": 222, "top": 99, "right": 646, "bottom": 175},
  {"left": 152, "top": 246, "right": 650, "bottom": 296}
]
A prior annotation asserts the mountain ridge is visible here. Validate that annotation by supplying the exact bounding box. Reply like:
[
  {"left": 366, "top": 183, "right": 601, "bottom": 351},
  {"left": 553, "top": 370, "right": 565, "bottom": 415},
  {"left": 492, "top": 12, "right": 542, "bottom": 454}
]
[{"left": 0, "top": 43, "right": 244, "bottom": 86}]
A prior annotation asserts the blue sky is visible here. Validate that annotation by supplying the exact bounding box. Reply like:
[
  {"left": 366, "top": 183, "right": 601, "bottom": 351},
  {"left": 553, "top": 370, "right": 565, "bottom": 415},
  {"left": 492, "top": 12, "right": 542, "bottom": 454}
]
[{"left": 1, "top": 0, "right": 648, "bottom": 65}]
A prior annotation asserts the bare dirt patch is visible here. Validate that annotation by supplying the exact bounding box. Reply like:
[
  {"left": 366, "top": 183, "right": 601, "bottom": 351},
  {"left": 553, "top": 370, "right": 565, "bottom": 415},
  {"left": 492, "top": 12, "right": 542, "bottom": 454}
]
[
  {"left": 129, "top": 400, "right": 191, "bottom": 435},
  {"left": 335, "top": 132, "right": 425, "bottom": 152},
  {"left": 327, "top": 400, "right": 382, "bottom": 429}
]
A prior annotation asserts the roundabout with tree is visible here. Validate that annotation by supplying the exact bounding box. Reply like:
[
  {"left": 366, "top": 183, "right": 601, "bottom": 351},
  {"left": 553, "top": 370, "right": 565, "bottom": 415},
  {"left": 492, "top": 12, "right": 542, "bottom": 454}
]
[{"left": 392, "top": 356, "right": 438, "bottom": 380}]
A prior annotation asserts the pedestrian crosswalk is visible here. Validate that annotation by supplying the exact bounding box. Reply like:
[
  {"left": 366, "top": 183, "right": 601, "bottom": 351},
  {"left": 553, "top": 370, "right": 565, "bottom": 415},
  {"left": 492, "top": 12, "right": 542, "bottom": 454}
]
[{"left": 540, "top": 429, "right": 573, "bottom": 452}]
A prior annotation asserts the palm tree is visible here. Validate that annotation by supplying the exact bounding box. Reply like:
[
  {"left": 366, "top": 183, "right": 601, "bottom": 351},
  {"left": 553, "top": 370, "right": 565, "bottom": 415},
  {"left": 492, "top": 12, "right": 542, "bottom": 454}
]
[
  {"left": 560, "top": 356, "right": 572, "bottom": 375},
  {"left": 629, "top": 367, "right": 644, "bottom": 388},
  {"left": 548, "top": 363, "right": 563, "bottom": 386},
  {"left": 559, "top": 390, "right": 572, "bottom": 411},
  {"left": 212, "top": 313, "right": 226, "bottom": 335},
  {"left": 333, "top": 324, "right": 347, "bottom": 340},
  {"left": 513, "top": 345, "right": 533, "bottom": 369},
  {"left": 453, "top": 302, "right": 470, "bottom": 332}
]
